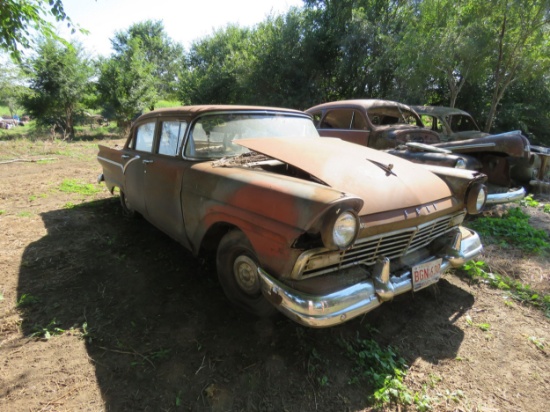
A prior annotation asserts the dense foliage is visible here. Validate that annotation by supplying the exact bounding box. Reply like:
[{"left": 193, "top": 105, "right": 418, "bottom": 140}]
[
  {"left": 1, "top": 0, "right": 549, "bottom": 142},
  {"left": 22, "top": 39, "right": 93, "bottom": 139}
]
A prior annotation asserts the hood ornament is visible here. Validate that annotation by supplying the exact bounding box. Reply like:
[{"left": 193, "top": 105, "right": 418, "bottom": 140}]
[{"left": 368, "top": 159, "right": 396, "bottom": 176}]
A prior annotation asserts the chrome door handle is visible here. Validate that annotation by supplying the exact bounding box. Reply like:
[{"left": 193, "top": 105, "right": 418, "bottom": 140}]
[
  {"left": 121, "top": 154, "right": 130, "bottom": 159},
  {"left": 142, "top": 159, "right": 154, "bottom": 164}
]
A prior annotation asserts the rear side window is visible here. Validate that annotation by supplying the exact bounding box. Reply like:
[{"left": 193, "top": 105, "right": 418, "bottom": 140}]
[
  {"left": 320, "top": 109, "right": 353, "bottom": 129},
  {"left": 135, "top": 122, "right": 156, "bottom": 152},
  {"left": 159, "top": 121, "right": 187, "bottom": 156}
]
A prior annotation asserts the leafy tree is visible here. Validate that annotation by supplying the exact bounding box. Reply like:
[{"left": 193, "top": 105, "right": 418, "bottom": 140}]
[
  {"left": 481, "top": 0, "right": 550, "bottom": 132},
  {"left": 179, "top": 25, "right": 252, "bottom": 105},
  {"left": 0, "top": 59, "right": 30, "bottom": 117},
  {"left": 110, "top": 20, "right": 183, "bottom": 100},
  {"left": 395, "top": 0, "right": 492, "bottom": 107},
  {"left": 490, "top": 75, "right": 550, "bottom": 144},
  {"left": 97, "top": 37, "right": 157, "bottom": 129},
  {"left": 334, "top": 0, "right": 409, "bottom": 101},
  {"left": 245, "top": 8, "right": 317, "bottom": 108},
  {"left": 22, "top": 39, "right": 93, "bottom": 139},
  {"left": 0, "top": 0, "right": 76, "bottom": 60}
]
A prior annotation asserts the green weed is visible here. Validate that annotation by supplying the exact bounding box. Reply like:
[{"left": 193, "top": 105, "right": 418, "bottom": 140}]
[
  {"left": 59, "top": 179, "right": 101, "bottom": 196},
  {"left": 307, "top": 347, "right": 330, "bottom": 387},
  {"left": 17, "top": 293, "right": 40, "bottom": 307},
  {"left": 466, "top": 207, "right": 549, "bottom": 253},
  {"left": 80, "top": 322, "right": 94, "bottom": 343},
  {"left": 528, "top": 336, "right": 547, "bottom": 354},
  {"left": 175, "top": 391, "right": 183, "bottom": 407},
  {"left": 520, "top": 195, "right": 539, "bottom": 208},
  {"left": 17, "top": 211, "right": 32, "bottom": 217},
  {"left": 461, "top": 260, "right": 550, "bottom": 316},
  {"left": 339, "top": 332, "right": 430, "bottom": 409},
  {"left": 150, "top": 348, "right": 171, "bottom": 361},
  {"left": 465, "top": 315, "right": 491, "bottom": 331},
  {"left": 30, "top": 318, "right": 65, "bottom": 340}
]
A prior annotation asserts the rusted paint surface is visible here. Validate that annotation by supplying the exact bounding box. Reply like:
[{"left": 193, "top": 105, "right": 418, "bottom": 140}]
[
  {"left": 238, "top": 137, "right": 453, "bottom": 214},
  {"left": 307, "top": 99, "right": 441, "bottom": 151}
]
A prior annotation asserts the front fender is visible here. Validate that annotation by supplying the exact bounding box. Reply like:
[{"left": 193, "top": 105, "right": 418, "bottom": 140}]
[{"left": 181, "top": 164, "right": 363, "bottom": 276}]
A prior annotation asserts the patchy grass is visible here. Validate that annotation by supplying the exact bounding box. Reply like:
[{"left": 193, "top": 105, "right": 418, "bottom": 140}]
[
  {"left": 460, "top": 260, "right": 550, "bottom": 317},
  {"left": 59, "top": 179, "right": 102, "bottom": 196},
  {"left": 466, "top": 207, "right": 549, "bottom": 253}
]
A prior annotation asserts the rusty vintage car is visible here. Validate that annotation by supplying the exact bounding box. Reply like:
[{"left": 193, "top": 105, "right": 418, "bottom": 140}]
[
  {"left": 97, "top": 105, "right": 486, "bottom": 327},
  {"left": 411, "top": 105, "right": 488, "bottom": 141},
  {"left": 307, "top": 100, "right": 550, "bottom": 203}
]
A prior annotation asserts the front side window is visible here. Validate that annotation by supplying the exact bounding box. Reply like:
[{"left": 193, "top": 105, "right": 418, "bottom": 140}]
[
  {"left": 135, "top": 122, "right": 156, "bottom": 152},
  {"left": 185, "top": 113, "right": 318, "bottom": 159},
  {"left": 159, "top": 121, "right": 187, "bottom": 156}
]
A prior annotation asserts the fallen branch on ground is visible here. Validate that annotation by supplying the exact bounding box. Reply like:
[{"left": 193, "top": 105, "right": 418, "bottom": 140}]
[{"left": 0, "top": 158, "right": 56, "bottom": 165}]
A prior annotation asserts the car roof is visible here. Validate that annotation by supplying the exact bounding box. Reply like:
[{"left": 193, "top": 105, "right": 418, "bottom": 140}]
[
  {"left": 136, "top": 105, "right": 307, "bottom": 121},
  {"left": 306, "top": 99, "right": 414, "bottom": 112},
  {"left": 412, "top": 106, "right": 471, "bottom": 117}
]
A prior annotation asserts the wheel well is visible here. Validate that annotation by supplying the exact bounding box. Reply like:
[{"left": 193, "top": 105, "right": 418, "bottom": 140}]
[{"left": 199, "top": 223, "right": 241, "bottom": 256}]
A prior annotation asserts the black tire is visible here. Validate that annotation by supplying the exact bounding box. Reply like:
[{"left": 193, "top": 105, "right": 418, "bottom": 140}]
[
  {"left": 216, "top": 230, "right": 278, "bottom": 317},
  {"left": 119, "top": 190, "right": 136, "bottom": 217}
]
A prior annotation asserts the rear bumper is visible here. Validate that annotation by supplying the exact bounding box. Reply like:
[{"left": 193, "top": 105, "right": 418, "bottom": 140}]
[
  {"left": 486, "top": 186, "right": 526, "bottom": 205},
  {"left": 258, "top": 227, "right": 482, "bottom": 328}
]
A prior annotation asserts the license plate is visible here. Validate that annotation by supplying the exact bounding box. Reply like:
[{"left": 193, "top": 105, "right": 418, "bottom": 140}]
[{"left": 412, "top": 259, "right": 442, "bottom": 291}]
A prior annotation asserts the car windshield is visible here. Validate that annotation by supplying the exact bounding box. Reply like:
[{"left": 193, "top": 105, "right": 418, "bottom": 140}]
[
  {"left": 366, "top": 106, "right": 422, "bottom": 127},
  {"left": 185, "top": 113, "right": 319, "bottom": 159}
]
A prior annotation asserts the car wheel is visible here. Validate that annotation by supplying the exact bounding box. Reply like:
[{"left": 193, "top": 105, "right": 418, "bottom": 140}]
[
  {"left": 216, "top": 230, "right": 278, "bottom": 317},
  {"left": 119, "top": 190, "right": 136, "bottom": 217}
]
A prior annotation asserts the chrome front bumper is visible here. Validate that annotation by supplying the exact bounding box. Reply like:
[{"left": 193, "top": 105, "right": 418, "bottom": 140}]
[
  {"left": 258, "top": 227, "right": 483, "bottom": 328},
  {"left": 486, "top": 186, "right": 526, "bottom": 205}
]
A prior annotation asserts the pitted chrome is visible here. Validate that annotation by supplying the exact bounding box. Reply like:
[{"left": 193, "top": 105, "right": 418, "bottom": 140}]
[
  {"left": 293, "top": 212, "right": 463, "bottom": 280},
  {"left": 259, "top": 227, "right": 483, "bottom": 328}
]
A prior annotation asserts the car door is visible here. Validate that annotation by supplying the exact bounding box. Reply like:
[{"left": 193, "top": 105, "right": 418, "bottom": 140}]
[
  {"left": 142, "top": 119, "right": 190, "bottom": 245},
  {"left": 123, "top": 120, "right": 156, "bottom": 215}
]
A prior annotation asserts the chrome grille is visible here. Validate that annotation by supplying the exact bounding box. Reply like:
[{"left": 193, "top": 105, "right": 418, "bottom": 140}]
[{"left": 302, "top": 214, "right": 456, "bottom": 277}]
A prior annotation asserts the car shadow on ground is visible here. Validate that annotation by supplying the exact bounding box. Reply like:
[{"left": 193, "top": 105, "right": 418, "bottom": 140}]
[{"left": 16, "top": 198, "right": 474, "bottom": 411}]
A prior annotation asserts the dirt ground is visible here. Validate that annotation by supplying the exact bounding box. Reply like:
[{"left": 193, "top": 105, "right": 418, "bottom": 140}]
[{"left": 1, "top": 137, "right": 549, "bottom": 412}]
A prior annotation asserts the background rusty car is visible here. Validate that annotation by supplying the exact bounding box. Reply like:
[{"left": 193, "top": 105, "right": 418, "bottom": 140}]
[
  {"left": 412, "top": 105, "right": 488, "bottom": 141},
  {"left": 413, "top": 105, "right": 550, "bottom": 197},
  {"left": 307, "top": 99, "right": 550, "bottom": 203},
  {"left": 97, "top": 105, "right": 486, "bottom": 328}
]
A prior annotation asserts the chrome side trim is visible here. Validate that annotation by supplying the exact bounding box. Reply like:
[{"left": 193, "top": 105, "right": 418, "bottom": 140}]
[
  {"left": 446, "top": 142, "right": 496, "bottom": 151},
  {"left": 485, "top": 187, "right": 526, "bottom": 205},
  {"left": 258, "top": 227, "right": 482, "bottom": 328},
  {"left": 97, "top": 155, "right": 140, "bottom": 175}
]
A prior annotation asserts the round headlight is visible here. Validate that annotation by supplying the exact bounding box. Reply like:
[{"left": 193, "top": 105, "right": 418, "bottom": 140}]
[
  {"left": 455, "top": 158, "right": 467, "bottom": 169},
  {"left": 466, "top": 183, "right": 487, "bottom": 215},
  {"left": 321, "top": 210, "right": 359, "bottom": 250}
]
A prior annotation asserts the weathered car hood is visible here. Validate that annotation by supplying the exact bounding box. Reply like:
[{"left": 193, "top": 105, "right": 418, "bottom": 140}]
[
  {"left": 434, "top": 130, "right": 529, "bottom": 158},
  {"left": 237, "top": 137, "right": 453, "bottom": 215}
]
